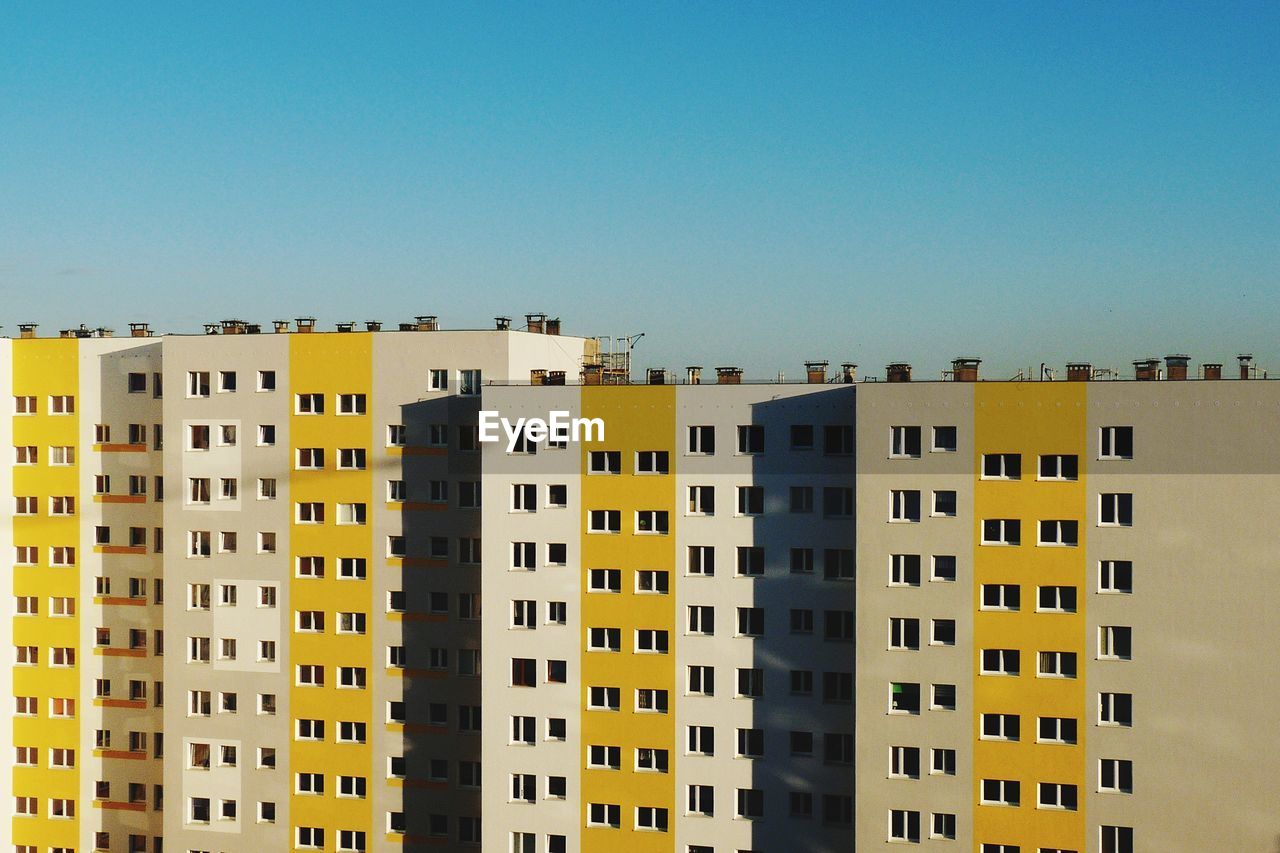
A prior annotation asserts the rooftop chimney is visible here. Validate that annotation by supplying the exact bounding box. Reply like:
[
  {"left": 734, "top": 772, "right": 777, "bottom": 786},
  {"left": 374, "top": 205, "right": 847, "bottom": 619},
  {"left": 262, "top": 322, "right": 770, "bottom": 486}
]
[
  {"left": 220, "top": 319, "right": 247, "bottom": 335},
  {"left": 1133, "top": 358, "right": 1160, "bottom": 381},
  {"left": 546, "top": 318, "right": 561, "bottom": 336},
  {"left": 336, "top": 322, "right": 355, "bottom": 333},
  {"left": 246, "top": 323, "right": 261, "bottom": 334},
  {"left": 273, "top": 320, "right": 290, "bottom": 333},
  {"left": 886, "top": 362, "right": 912, "bottom": 383},
  {"left": 582, "top": 364, "right": 604, "bottom": 386},
  {"left": 525, "top": 313, "right": 546, "bottom": 334},
  {"left": 413, "top": 315, "right": 438, "bottom": 332},
  {"left": 547, "top": 370, "right": 566, "bottom": 386},
  {"left": 1202, "top": 363, "right": 1222, "bottom": 380},
  {"left": 1066, "top": 362, "right": 1092, "bottom": 382},
  {"left": 805, "top": 360, "right": 829, "bottom": 384},
  {"left": 495, "top": 316, "right": 511, "bottom": 331},
  {"left": 840, "top": 363, "right": 857, "bottom": 383},
  {"left": 1164, "top": 354, "right": 1190, "bottom": 381},
  {"left": 365, "top": 321, "right": 382, "bottom": 332},
  {"left": 647, "top": 368, "right": 668, "bottom": 385},
  {"left": 17, "top": 323, "right": 37, "bottom": 339},
  {"left": 686, "top": 366, "right": 702, "bottom": 385},
  {"left": 530, "top": 369, "right": 547, "bottom": 386},
  {"left": 1238, "top": 354, "right": 1253, "bottom": 380},
  {"left": 951, "top": 357, "right": 982, "bottom": 382},
  {"left": 129, "top": 322, "right": 151, "bottom": 338},
  {"left": 715, "top": 367, "right": 743, "bottom": 385},
  {"left": 295, "top": 317, "right": 316, "bottom": 334},
  {"left": 203, "top": 323, "right": 220, "bottom": 335}
]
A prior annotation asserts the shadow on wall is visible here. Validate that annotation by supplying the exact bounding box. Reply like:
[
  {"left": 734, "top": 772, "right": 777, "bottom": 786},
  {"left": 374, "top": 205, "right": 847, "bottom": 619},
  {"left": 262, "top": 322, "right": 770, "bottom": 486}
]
[
  {"left": 746, "top": 387, "right": 856, "bottom": 853},
  {"left": 397, "top": 395, "right": 483, "bottom": 843}
]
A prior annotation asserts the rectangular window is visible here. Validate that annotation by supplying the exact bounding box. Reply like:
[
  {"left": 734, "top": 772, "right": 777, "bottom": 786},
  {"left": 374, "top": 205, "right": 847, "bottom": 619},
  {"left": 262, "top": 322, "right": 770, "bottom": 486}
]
[
  {"left": 931, "top": 490, "right": 956, "bottom": 517},
  {"left": 1099, "top": 426, "right": 1134, "bottom": 460},
  {"left": 1099, "top": 759, "right": 1134, "bottom": 794},
  {"left": 736, "top": 546, "right": 764, "bottom": 576},
  {"left": 981, "top": 713, "right": 1020, "bottom": 741},
  {"left": 890, "top": 554, "right": 921, "bottom": 586},
  {"left": 1037, "top": 585, "right": 1077, "bottom": 613},
  {"left": 1040, "top": 454, "right": 1079, "bottom": 480},
  {"left": 688, "top": 485, "right": 715, "bottom": 515},
  {"left": 982, "top": 518, "right": 1021, "bottom": 545},
  {"left": 980, "top": 779, "right": 1020, "bottom": 807},
  {"left": 1038, "top": 651, "right": 1078, "bottom": 678},
  {"left": 688, "top": 545, "right": 714, "bottom": 576},
  {"left": 982, "top": 453, "right": 1021, "bottom": 479},
  {"left": 1099, "top": 559, "right": 1133, "bottom": 593},
  {"left": 187, "top": 371, "right": 210, "bottom": 398},
  {"left": 295, "top": 393, "right": 324, "bottom": 414},
  {"left": 1038, "top": 716, "right": 1078, "bottom": 745},
  {"left": 737, "top": 425, "right": 765, "bottom": 454},
  {"left": 588, "top": 509, "right": 621, "bottom": 534},
  {"left": 459, "top": 369, "right": 481, "bottom": 395},
  {"left": 1099, "top": 626, "right": 1133, "bottom": 660},
  {"left": 257, "top": 370, "right": 276, "bottom": 391},
  {"left": 1099, "top": 692, "right": 1133, "bottom": 727},
  {"left": 736, "top": 486, "right": 764, "bottom": 516},
  {"left": 687, "top": 425, "right": 715, "bottom": 454},
  {"left": 981, "top": 648, "right": 1020, "bottom": 676},
  {"left": 1100, "top": 493, "right": 1134, "bottom": 527},
  {"left": 337, "top": 393, "right": 366, "bottom": 415},
  {"left": 1038, "top": 782, "right": 1078, "bottom": 811},
  {"left": 824, "top": 424, "right": 854, "bottom": 454},
  {"left": 890, "top": 426, "right": 922, "bottom": 458},
  {"left": 636, "top": 510, "right": 668, "bottom": 534},
  {"left": 889, "top": 490, "right": 921, "bottom": 522},
  {"left": 790, "top": 424, "right": 814, "bottom": 449},
  {"left": 635, "top": 450, "right": 669, "bottom": 474},
  {"left": 1038, "top": 519, "right": 1079, "bottom": 546}
]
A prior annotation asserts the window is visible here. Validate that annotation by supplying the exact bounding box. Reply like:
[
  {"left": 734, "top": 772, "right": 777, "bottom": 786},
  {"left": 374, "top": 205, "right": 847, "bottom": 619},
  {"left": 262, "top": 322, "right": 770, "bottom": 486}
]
[
  {"left": 687, "top": 725, "right": 714, "bottom": 755},
  {"left": 890, "top": 554, "right": 921, "bottom": 586},
  {"left": 257, "top": 370, "right": 276, "bottom": 391},
  {"left": 736, "top": 546, "right": 764, "bottom": 576},
  {"left": 889, "top": 490, "right": 921, "bottom": 522},
  {"left": 980, "top": 778, "right": 1020, "bottom": 806},
  {"left": 889, "top": 745, "right": 920, "bottom": 779},
  {"left": 931, "top": 619, "right": 956, "bottom": 646},
  {"left": 636, "top": 569, "right": 668, "bottom": 594},
  {"left": 187, "top": 371, "right": 210, "bottom": 397},
  {"left": 1100, "top": 692, "right": 1133, "bottom": 727},
  {"left": 459, "top": 369, "right": 481, "bottom": 395},
  {"left": 687, "top": 425, "right": 715, "bottom": 454},
  {"left": 636, "top": 747, "right": 669, "bottom": 772},
  {"left": 889, "top": 682, "right": 920, "bottom": 714},
  {"left": 336, "top": 502, "right": 366, "bottom": 525},
  {"left": 49, "top": 445, "right": 74, "bottom": 465},
  {"left": 296, "top": 502, "right": 324, "bottom": 523},
  {"left": 1038, "top": 782, "right": 1078, "bottom": 811},
  {"left": 297, "top": 555, "right": 325, "bottom": 578},
  {"left": 588, "top": 686, "right": 620, "bottom": 710},
  {"left": 1039, "top": 454, "right": 1079, "bottom": 480},
  {"left": 788, "top": 485, "right": 813, "bottom": 513},
  {"left": 338, "top": 448, "right": 367, "bottom": 470},
  {"left": 1099, "top": 626, "right": 1133, "bottom": 660},
  {"left": 890, "top": 425, "right": 921, "bottom": 458},
  {"left": 737, "top": 486, "right": 764, "bottom": 515},
  {"left": 981, "top": 648, "right": 1020, "bottom": 676},
  {"left": 1100, "top": 493, "right": 1134, "bottom": 527},
  {"left": 1038, "top": 519, "right": 1079, "bottom": 546},
  {"left": 981, "top": 583, "right": 1020, "bottom": 611},
  {"left": 889, "top": 809, "right": 921, "bottom": 843},
  {"left": 736, "top": 788, "right": 764, "bottom": 820},
  {"left": 636, "top": 450, "right": 669, "bottom": 474},
  {"left": 1099, "top": 559, "right": 1133, "bottom": 593},
  {"left": 736, "top": 667, "right": 764, "bottom": 698},
  {"left": 931, "top": 812, "right": 957, "bottom": 840},
  {"left": 686, "top": 545, "right": 715, "bottom": 576},
  {"left": 1038, "top": 716, "right": 1078, "bottom": 744},
  {"left": 931, "top": 490, "right": 956, "bottom": 516},
  {"left": 337, "top": 611, "right": 366, "bottom": 633},
  {"left": 297, "top": 827, "right": 324, "bottom": 849},
  {"left": 688, "top": 485, "right": 715, "bottom": 515},
  {"left": 636, "top": 806, "right": 668, "bottom": 832},
  {"left": 737, "top": 425, "right": 764, "bottom": 454},
  {"left": 687, "top": 665, "right": 714, "bottom": 695},
  {"left": 1038, "top": 651, "right": 1078, "bottom": 678},
  {"left": 589, "top": 450, "right": 621, "bottom": 474},
  {"left": 790, "top": 608, "right": 813, "bottom": 634},
  {"left": 888, "top": 617, "right": 919, "bottom": 651},
  {"left": 1101, "top": 826, "right": 1135, "bottom": 853},
  {"left": 824, "top": 486, "right": 854, "bottom": 516},
  {"left": 1099, "top": 426, "right": 1133, "bottom": 460},
  {"left": 1035, "top": 585, "right": 1077, "bottom": 613},
  {"left": 588, "top": 568, "right": 621, "bottom": 592},
  {"left": 297, "top": 665, "right": 324, "bottom": 687},
  {"left": 295, "top": 393, "right": 324, "bottom": 414},
  {"left": 688, "top": 784, "right": 714, "bottom": 816},
  {"left": 982, "top": 518, "right": 1021, "bottom": 545},
  {"left": 813, "top": 425, "right": 852, "bottom": 458},
  {"left": 636, "top": 629, "right": 669, "bottom": 653},
  {"left": 588, "top": 627, "right": 620, "bottom": 652},
  {"left": 587, "top": 802, "right": 620, "bottom": 828},
  {"left": 1099, "top": 759, "right": 1133, "bottom": 793},
  {"left": 337, "top": 393, "right": 366, "bottom": 414},
  {"left": 983, "top": 453, "right": 1021, "bottom": 479},
  {"left": 981, "top": 713, "right": 1020, "bottom": 741},
  {"left": 931, "top": 554, "right": 957, "bottom": 582},
  {"left": 387, "top": 424, "right": 406, "bottom": 446},
  {"left": 589, "top": 509, "right": 621, "bottom": 534},
  {"left": 790, "top": 423, "right": 814, "bottom": 449},
  {"left": 636, "top": 510, "right": 668, "bottom": 534},
  {"left": 14, "top": 444, "right": 36, "bottom": 464}
]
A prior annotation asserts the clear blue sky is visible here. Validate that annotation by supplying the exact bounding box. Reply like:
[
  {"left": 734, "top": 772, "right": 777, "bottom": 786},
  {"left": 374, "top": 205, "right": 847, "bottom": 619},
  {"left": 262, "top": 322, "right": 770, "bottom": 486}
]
[{"left": 2, "top": 2, "right": 1276, "bottom": 378}]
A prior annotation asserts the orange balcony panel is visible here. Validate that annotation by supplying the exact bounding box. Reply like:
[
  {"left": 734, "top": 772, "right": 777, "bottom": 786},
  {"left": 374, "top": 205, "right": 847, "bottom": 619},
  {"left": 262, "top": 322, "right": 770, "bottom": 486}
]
[{"left": 94, "top": 494, "right": 147, "bottom": 504}]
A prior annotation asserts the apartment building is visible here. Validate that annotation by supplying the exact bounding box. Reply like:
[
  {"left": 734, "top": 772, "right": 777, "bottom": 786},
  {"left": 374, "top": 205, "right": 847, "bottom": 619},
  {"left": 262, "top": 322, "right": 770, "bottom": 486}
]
[
  {"left": 855, "top": 356, "right": 1280, "bottom": 853},
  {"left": 481, "top": 372, "right": 858, "bottom": 853},
  {"left": 5, "top": 325, "right": 166, "bottom": 853},
  {"left": 159, "top": 317, "right": 592, "bottom": 853}
]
